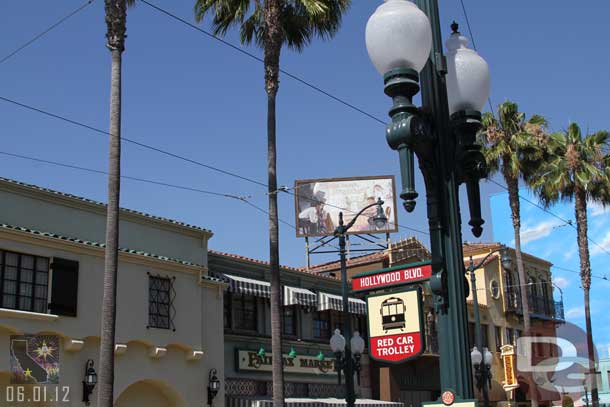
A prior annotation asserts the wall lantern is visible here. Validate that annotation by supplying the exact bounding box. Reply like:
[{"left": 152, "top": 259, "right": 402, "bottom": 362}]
[
  {"left": 82, "top": 359, "right": 97, "bottom": 406},
  {"left": 208, "top": 368, "right": 221, "bottom": 406}
]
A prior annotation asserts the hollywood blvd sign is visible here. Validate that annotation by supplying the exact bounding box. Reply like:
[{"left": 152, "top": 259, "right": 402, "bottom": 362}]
[
  {"left": 352, "top": 261, "right": 432, "bottom": 292},
  {"left": 366, "top": 287, "right": 425, "bottom": 363}
]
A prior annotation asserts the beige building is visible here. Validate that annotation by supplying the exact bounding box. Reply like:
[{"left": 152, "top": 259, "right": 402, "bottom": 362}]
[
  {"left": 0, "top": 178, "right": 225, "bottom": 406},
  {"left": 310, "top": 238, "right": 565, "bottom": 407}
]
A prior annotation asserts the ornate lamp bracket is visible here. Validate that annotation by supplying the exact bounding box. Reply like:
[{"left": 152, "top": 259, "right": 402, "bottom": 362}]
[
  {"left": 451, "top": 110, "right": 487, "bottom": 237},
  {"left": 385, "top": 68, "right": 428, "bottom": 213}
]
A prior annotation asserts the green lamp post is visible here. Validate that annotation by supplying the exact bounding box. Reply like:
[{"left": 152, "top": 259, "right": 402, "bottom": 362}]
[
  {"left": 332, "top": 198, "right": 387, "bottom": 407},
  {"left": 468, "top": 246, "right": 512, "bottom": 407},
  {"left": 366, "top": 0, "right": 491, "bottom": 400}
]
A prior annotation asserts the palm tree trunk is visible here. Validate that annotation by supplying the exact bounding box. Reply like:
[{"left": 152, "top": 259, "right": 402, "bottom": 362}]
[
  {"left": 99, "top": 2, "right": 126, "bottom": 405},
  {"left": 264, "top": 1, "right": 284, "bottom": 406},
  {"left": 505, "top": 173, "right": 536, "bottom": 407},
  {"left": 505, "top": 174, "right": 531, "bottom": 334},
  {"left": 98, "top": 47, "right": 122, "bottom": 407},
  {"left": 575, "top": 188, "right": 599, "bottom": 407}
]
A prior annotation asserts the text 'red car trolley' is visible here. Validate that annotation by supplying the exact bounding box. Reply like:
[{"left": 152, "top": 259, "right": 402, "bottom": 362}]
[{"left": 380, "top": 296, "right": 406, "bottom": 332}]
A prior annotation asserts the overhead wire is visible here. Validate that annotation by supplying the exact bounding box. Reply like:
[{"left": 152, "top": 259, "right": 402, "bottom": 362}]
[
  {"left": 0, "top": 150, "right": 300, "bottom": 227},
  {"left": 137, "top": 0, "right": 387, "bottom": 126},
  {"left": 487, "top": 178, "right": 610, "bottom": 257},
  {"left": 0, "top": 95, "right": 429, "bottom": 235},
  {"left": 0, "top": 0, "right": 95, "bottom": 65}
]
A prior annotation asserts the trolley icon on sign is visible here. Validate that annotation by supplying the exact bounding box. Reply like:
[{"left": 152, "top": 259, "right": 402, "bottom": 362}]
[{"left": 380, "top": 296, "right": 406, "bottom": 332}]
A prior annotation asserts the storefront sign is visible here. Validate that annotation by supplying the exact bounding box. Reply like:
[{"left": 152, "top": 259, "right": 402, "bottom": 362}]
[
  {"left": 501, "top": 344, "right": 519, "bottom": 390},
  {"left": 236, "top": 350, "right": 337, "bottom": 375},
  {"left": 352, "top": 261, "right": 432, "bottom": 293},
  {"left": 366, "top": 287, "right": 425, "bottom": 363}
]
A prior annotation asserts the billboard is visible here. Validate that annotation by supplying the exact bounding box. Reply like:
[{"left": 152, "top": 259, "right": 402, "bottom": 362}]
[{"left": 294, "top": 176, "right": 398, "bottom": 237}]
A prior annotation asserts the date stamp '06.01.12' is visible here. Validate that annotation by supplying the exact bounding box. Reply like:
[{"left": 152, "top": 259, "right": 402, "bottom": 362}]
[{"left": 3, "top": 334, "right": 71, "bottom": 406}]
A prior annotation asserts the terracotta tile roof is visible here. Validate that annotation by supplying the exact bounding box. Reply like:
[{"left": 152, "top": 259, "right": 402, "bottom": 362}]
[
  {"left": 208, "top": 250, "right": 341, "bottom": 281},
  {"left": 462, "top": 242, "right": 503, "bottom": 255},
  {"left": 308, "top": 236, "right": 431, "bottom": 273},
  {"left": 0, "top": 177, "right": 212, "bottom": 234},
  {"left": 308, "top": 251, "right": 387, "bottom": 273},
  {"left": 463, "top": 254, "right": 498, "bottom": 270},
  {"left": 0, "top": 223, "right": 208, "bottom": 268}
]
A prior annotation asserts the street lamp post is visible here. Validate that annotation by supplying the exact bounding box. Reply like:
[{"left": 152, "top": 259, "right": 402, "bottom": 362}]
[
  {"left": 333, "top": 198, "right": 387, "bottom": 407},
  {"left": 467, "top": 246, "right": 512, "bottom": 407},
  {"left": 366, "top": 0, "right": 491, "bottom": 399}
]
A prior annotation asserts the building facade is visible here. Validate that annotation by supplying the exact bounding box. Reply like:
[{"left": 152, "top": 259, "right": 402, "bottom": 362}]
[
  {"left": 0, "top": 178, "right": 225, "bottom": 406},
  {"left": 208, "top": 250, "right": 374, "bottom": 406},
  {"left": 310, "top": 238, "right": 565, "bottom": 407}
]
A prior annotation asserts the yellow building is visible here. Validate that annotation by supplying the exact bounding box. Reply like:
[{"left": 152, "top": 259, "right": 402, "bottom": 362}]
[{"left": 310, "top": 238, "right": 565, "bottom": 407}]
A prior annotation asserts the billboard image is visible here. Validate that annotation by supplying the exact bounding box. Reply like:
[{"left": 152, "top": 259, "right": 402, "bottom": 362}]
[{"left": 294, "top": 176, "right": 398, "bottom": 237}]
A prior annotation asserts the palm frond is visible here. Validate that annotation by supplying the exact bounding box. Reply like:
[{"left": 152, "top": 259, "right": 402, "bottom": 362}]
[{"left": 194, "top": 0, "right": 350, "bottom": 51}]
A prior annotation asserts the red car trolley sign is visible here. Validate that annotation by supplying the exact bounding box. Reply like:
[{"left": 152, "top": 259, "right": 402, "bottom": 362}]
[{"left": 366, "top": 287, "right": 425, "bottom": 363}]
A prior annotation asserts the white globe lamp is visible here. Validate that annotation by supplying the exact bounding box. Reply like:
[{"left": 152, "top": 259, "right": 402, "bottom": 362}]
[
  {"left": 445, "top": 22, "right": 490, "bottom": 115},
  {"left": 365, "top": 0, "right": 433, "bottom": 75}
]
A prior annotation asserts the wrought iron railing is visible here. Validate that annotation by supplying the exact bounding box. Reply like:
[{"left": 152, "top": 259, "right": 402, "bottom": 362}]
[{"left": 505, "top": 289, "right": 565, "bottom": 321}]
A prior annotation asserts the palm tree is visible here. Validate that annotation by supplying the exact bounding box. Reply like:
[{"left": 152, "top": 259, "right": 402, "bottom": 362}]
[
  {"left": 480, "top": 102, "right": 548, "bottom": 407},
  {"left": 98, "top": 1, "right": 133, "bottom": 405},
  {"left": 480, "top": 101, "right": 547, "bottom": 338},
  {"left": 530, "top": 123, "right": 610, "bottom": 407},
  {"left": 194, "top": 1, "right": 350, "bottom": 405}
]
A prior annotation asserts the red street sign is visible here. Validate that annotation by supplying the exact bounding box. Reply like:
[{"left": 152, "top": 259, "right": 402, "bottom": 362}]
[
  {"left": 352, "top": 261, "right": 432, "bottom": 292},
  {"left": 366, "top": 287, "right": 425, "bottom": 364}
]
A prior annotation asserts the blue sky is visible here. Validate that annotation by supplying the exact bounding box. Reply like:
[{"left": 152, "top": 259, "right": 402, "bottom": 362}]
[
  {"left": 1, "top": 1, "right": 609, "bottom": 340},
  {"left": 490, "top": 191, "right": 610, "bottom": 359}
]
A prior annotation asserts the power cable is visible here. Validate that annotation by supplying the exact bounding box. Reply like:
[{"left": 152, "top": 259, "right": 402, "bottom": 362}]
[
  {"left": 0, "top": 0, "right": 95, "bottom": 65},
  {"left": 487, "top": 178, "right": 610, "bottom": 257},
  {"left": 552, "top": 265, "right": 608, "bottom": 282},
  {"left": 137, "top": 0, "right": 387, "bottom": 126},
  {"left": 0, "top": 150, "right": 303, "bottom": 228},
  {"left": 0, "top": 95, "right": 267, "bottom": 188},
  {"left": 0, "top": 95, "right": 429, "bottom": 235}
]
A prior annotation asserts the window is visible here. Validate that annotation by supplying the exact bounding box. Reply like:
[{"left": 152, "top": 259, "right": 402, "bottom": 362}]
[
  {"left": 282, "top": 306, "right": 297, "bottom": 337},
  {"left": 481, "top": 324, "right": 489, "bottom": 348},
  {"left": 506, "top": 328, "right": 514, "bottom": 346},
  {"left": 229, "top": 293, "right": 257, "bottom": 331},
  {"left": 490, "top": 280, "right": 500, "bottom": 299},
  {"left": 1, "top": 251, "right": 49, "bottom": 313},
  {"left": 470, "top": 323, "right": 489, "bottom": 348},
  {"left": 148, "top": 275, "right": 174, "bottom": 330},
  {"left": 495, "top": 326, "right": 503, "bottom": 352},
  {"left": 313, "top": 311, "right": 331, "bottom": 339}
]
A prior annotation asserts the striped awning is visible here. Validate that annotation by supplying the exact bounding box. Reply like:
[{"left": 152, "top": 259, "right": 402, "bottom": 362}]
[
  {"left": 318, "top": 292, "right": 366, "bottom": 315},
  {"left": 222, "top": 274, "right": 270, "bottom": 298},
  {"left": 284, "top": 286, "right": 317, "bottom": 307}
]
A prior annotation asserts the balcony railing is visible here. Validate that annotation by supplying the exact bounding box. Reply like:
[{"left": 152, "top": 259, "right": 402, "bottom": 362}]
[{"left": 505, "top": 289, "right": 565, "bottom": 321}]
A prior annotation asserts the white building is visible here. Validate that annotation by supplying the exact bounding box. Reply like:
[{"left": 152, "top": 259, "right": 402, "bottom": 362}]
[{"left": 0, "top": 178, "right": 225, "bottom": 406}]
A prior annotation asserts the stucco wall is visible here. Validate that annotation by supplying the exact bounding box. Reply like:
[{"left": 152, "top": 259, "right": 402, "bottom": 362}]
[{"left": 0, "top": 183, "right": 209, "bottom": 265}]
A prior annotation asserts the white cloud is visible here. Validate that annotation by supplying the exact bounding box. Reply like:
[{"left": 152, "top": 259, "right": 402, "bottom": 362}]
[
  {"left": 591, "top": 231, "right": 610, "bottom": 256},
  {"left": 520, "top": 220, "right": 562, "bottom": 245},
  {"left": 562, "top": 246, "right": 578, "bottom": 261},
  {"left": 590, "top": 201, "right": 610, "bottom": 217},
  {"left": 566, "top": 307, "right": 585, "bottom": 319},
  {"left": 553, "top": 276, "right": 570, "bottom": 289},
  {"left": 596, "top": 343, "right": 610, "bottom": 359}
]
